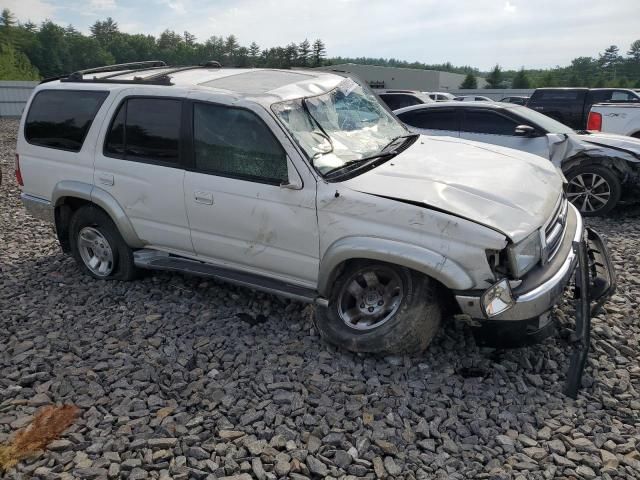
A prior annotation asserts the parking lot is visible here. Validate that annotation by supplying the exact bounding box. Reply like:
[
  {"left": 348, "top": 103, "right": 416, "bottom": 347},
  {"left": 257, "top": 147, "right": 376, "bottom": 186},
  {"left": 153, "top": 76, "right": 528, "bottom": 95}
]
[{"left": 1, "top": 115, "right": 639, "bottom": 478}]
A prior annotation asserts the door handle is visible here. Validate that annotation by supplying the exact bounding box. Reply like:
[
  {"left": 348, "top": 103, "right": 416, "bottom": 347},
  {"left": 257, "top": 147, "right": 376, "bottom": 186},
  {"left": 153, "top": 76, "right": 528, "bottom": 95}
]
[
  {"left": 194, "top": 191, "right": 214, "bottom": 205},
  {"left": 98, "top": 173, "right": 114, "bottom": 186}
]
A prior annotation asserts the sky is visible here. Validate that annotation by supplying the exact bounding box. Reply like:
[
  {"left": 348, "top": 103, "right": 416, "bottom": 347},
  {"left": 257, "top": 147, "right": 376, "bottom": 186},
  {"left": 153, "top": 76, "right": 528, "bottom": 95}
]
[{"left": 4, "top": 0, "right": 640, "bottom": 71}]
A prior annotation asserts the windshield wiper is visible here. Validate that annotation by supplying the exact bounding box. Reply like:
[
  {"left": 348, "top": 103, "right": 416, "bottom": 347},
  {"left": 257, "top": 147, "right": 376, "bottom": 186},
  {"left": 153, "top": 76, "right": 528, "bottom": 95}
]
[
  {"left": 323, "top": 151, "right": 398, "bottom": 180},
  {"left": 380, "top": 133, "right": 419, "bottom": 153},
  {"left": 302, "top": 98, "right": 334, "bottom": 164}
]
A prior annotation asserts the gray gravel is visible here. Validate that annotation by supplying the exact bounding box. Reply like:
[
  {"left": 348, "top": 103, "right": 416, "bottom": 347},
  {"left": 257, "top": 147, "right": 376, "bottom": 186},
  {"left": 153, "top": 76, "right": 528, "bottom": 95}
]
[{"left": 1, "top": 117, "right": 639, "bottom": 479}]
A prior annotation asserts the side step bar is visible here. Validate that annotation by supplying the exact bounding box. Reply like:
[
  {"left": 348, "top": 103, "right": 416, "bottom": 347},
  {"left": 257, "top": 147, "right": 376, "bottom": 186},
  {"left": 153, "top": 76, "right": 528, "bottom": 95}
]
[{"left": 133, "top": 250, "right": 329, "bottom": 306}]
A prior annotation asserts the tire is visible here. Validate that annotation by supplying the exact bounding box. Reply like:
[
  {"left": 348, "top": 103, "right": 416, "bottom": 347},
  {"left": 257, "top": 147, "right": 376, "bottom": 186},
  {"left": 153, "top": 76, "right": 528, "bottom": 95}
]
[
  {"left": 564, "top": 164, "right": 621, "bottom": 216},
  {"left": 69, "top": 205, "right": 138, "bottom": 281},
  {"left": 314, "top": 261, "right": 442, "bottom": 354}
]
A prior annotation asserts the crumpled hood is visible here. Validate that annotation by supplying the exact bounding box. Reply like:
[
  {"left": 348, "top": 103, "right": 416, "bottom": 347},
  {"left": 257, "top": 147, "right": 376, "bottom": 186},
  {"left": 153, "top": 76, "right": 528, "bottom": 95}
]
[
  {"left": 572, "top": 132, "right": 640, "bottom": 158},
  {"left": 342, "top": 136, "right": 563, "bottom": 242}
]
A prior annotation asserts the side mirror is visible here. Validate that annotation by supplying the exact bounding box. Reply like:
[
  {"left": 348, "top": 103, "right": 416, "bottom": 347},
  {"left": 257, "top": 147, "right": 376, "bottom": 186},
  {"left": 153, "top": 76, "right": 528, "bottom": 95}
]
[{"left": 514, "top": 125, "right": 537, "bottom": 137}]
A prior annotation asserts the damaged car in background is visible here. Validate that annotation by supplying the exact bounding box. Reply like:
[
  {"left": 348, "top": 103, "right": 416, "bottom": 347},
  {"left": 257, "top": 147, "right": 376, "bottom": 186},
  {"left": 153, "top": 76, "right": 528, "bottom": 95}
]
[
  {"left": 395, "top": 101, "right": 640, "bottom": 215},
  {"left": 17, "top": 63, "right": 615, "bottom": 395}
]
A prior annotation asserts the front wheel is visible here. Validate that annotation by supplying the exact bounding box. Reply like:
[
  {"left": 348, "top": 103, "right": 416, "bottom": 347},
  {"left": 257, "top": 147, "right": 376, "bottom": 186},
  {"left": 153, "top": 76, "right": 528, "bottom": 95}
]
[
  {"left": 314, "top": 261, "right": 442, "bottom": 354},
  {"left": 564, "top": 165, "right": 621, "bottom": 216}
]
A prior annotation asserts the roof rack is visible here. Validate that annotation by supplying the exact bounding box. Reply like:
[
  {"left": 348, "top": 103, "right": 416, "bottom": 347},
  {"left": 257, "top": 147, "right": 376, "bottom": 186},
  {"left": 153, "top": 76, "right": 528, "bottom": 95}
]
[{"left": 67, "top": 60, "right": 166, "bottom": 80}]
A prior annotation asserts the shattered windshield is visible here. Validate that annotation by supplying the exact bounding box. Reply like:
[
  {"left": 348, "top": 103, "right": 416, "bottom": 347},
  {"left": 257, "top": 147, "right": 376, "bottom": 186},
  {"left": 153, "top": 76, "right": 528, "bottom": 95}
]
[{"left": 272, "top": 78, "right": 408, "bottom": 174}]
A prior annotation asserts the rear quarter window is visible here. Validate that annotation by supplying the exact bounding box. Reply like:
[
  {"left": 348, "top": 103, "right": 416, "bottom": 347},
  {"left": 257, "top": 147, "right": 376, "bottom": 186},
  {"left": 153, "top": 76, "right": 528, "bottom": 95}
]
[{"left": 25, "top": 90, "right": 109, "bottom": 152}]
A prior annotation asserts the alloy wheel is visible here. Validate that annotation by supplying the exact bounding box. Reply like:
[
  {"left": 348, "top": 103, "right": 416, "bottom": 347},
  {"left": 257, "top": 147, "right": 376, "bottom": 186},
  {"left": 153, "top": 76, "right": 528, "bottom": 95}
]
[
  {"left": 337, "top": 265, "right": 404, "bottom": 331},
  {"left": 77, "top": 227, "right": 114, "bottom": 277},
  {"left": 567, "top": 173, "right": 611, "bottom": 214}
]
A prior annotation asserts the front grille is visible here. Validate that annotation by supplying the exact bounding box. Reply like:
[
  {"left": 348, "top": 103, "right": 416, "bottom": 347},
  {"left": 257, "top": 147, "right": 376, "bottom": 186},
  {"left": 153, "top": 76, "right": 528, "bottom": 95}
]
[{"left": 543, "top": 195, "right": 569, "bottom": 262}]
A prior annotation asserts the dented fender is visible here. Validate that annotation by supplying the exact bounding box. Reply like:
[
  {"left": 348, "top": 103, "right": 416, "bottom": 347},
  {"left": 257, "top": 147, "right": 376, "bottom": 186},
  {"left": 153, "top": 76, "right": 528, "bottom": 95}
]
[{"left": 317, "top": 236, "right": 475, "bottom": 296}]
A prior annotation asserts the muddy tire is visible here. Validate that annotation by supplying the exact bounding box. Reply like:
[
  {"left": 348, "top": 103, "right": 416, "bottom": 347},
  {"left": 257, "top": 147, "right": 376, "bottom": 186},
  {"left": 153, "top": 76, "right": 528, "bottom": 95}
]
[
  {"left": 314, "top": 261, "right": 442, "bottom": 354},
  {"left": 69, "top": 205, "right": 138, "bottom": 281},
  {"left": 565, "top": 164, "right": 621, "bottom": 216}
]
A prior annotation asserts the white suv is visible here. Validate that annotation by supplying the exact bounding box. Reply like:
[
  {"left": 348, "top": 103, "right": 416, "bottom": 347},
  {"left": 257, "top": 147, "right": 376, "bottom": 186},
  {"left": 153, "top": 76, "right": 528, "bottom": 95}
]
[{"left": 17, "top": 62, "right": 614, "bottom": 356}]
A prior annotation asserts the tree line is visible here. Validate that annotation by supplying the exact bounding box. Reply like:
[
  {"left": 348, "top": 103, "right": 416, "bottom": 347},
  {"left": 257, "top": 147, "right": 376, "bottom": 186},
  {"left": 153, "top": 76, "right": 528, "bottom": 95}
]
[
  {"left": 0, "top": 10, "right": 327, "bottom": 79},
  {"left": 1, "top": 8, "right": 639, "bottom": 90}
]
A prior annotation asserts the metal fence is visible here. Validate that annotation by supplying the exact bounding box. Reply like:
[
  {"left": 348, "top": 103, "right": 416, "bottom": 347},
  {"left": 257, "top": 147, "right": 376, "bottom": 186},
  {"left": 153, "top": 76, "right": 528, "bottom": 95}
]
[{"left": 0, "top": 81, "right": 38, "bottom": 117}]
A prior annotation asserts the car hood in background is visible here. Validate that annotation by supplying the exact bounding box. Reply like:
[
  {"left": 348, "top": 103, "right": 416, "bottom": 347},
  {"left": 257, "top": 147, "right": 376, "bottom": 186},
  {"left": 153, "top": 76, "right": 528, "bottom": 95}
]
[
  {"left": 342, "top": 135, "right": 563, "bottom": 242},
  {"left": 573, "top": 132, "right": 640, "bottom": 158}
]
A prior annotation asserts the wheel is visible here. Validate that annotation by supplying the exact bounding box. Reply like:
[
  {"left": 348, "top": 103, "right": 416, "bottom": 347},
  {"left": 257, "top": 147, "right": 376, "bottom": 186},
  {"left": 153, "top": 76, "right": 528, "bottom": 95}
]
[
  {"left": 314, "top": 261, "right": 442, "bottom": 354},
  {"left": 564, "top": 165, "right": 621, "bottom": 216},
  {"left": 69, "top": 205, "right": 138, "bottom": 280}
]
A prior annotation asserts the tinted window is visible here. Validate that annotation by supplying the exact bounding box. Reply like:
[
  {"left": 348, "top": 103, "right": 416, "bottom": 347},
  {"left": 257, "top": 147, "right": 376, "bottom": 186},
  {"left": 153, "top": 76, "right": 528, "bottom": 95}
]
[
  {"left": 398, "top": 109, "right": 458, "bottom": 131},
  {"left": 610, "top": 91, "right": 638, "bottom": 102},
  {"left": 193, "top": 103, "right": 287, "bottom": 184},
  {"left": 25, "top": 90, "right": 108, "bottom": 152},
  {"left": 105, "top": 98, "right": 181, "bottom": 164},
  {"left": 530, "top": 91, "right": 580, "bottom": 102},
  {"left": 461, "top": 110, "right": 518, "bottom": 135},
  {"left": 379, "top": 94, "right": 423, "bottom": 111}
]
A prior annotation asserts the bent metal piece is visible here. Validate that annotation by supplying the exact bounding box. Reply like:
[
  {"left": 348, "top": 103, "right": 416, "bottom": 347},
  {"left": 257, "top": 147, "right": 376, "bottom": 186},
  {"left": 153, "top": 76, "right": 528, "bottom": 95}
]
[{"left": 564, "top": 239, "right": 591, "bottom": 399}]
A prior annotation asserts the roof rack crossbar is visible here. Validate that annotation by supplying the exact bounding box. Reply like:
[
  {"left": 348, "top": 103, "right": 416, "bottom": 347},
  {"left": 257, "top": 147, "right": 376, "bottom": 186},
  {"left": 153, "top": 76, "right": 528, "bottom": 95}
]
[
  {"left": 59, "top": 77, "right": 173, "bottom": 86},
  {"left": 67, "top": 60, "right": 166, "bottom": 79},
  {"left": 143, "top": 65, "right": 207, "bottom": 81},
  {"left": 98, "top": 65, "right": 171, "bottom": 80}
]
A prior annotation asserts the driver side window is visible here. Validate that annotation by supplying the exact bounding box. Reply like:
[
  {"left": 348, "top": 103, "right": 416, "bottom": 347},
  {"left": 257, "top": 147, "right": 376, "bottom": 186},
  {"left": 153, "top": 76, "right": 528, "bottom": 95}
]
[
  {"left": 193, "top": 103, "right": 288, "bottom": 184},
  {"left": 461, "top": 110, "right": 518, "bottom": 136}
]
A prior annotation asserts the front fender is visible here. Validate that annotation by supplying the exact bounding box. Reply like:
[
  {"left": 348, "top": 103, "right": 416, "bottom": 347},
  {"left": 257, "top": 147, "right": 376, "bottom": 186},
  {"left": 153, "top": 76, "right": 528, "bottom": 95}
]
[
  {"left": 52, "top": 180, "right": 144, "bottom": 248},
  {"left": 317, "top": 236, "right": 474, "bottom": 297}
]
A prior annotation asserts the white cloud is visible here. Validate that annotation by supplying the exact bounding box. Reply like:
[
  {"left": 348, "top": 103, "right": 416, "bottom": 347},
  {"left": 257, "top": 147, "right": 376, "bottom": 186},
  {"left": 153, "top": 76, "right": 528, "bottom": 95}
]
[
  {"left": 3, "top": 0, "right": 56, "bottom": 23},
  {"left": 89, "top": 0, "right": 116, "bottom": 10},
  {"left": 165, "top": 0, "right": 186, "bottom": 14},
  {"left": 504, "top": 1, "right": 516, "bottom": 13}
]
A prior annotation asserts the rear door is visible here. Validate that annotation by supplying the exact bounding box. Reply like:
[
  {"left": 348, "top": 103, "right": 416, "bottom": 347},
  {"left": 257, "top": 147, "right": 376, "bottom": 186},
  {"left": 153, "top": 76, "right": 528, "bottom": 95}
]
[
  {"left": 183, "top": 97, "right": 319, "bottom": 286},
  {"left": 459, "top": 108, "right": 550, "bottom": 158},
  {"left": 94, "top": 90, "right": 193, "bottom": 253},
  {"left": 396, "top": 108, "right": 460, "bottom": 137},
  {"left": 528, "top": 90, "right": 586, "bottom": 129}
]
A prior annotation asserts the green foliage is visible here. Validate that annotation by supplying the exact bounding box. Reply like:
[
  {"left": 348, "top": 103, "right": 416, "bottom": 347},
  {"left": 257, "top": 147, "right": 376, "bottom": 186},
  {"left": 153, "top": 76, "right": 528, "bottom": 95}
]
[
  {"left": 459, "top": 73, "right": 477, "bottom": 89},
  {"left": 485, "top": 64, "right": 504, "bottom": 89},
  {"left": 0, "top": 43, "right": 39, "bottom": 80},
  {"left": 511, "top": 68, "right": 530, "bottom": 88}
]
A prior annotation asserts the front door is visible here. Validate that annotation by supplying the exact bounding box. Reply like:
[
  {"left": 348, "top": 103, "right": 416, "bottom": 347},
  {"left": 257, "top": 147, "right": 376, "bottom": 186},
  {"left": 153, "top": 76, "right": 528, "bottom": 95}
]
[
  {"left": 183, "top": 99, "right": 319, "bottom": 286},
  {"left": 94, "top": 90, "right": 193, "bottom": 253},
  {"left": 459, "top": 109, "right": 551, "bottom": 159}
]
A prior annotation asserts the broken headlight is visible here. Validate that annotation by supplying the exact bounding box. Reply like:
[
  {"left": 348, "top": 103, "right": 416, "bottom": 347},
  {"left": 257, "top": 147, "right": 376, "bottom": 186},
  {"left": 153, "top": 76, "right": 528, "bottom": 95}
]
[{"left": 507, "top": 230, "right": 542, "bottom": 279}]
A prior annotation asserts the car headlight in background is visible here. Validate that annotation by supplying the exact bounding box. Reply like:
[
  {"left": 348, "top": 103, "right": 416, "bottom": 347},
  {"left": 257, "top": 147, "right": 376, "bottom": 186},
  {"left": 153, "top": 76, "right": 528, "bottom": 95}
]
[{"left": 508, "top": 230, "right": 542, "bottom": 279}]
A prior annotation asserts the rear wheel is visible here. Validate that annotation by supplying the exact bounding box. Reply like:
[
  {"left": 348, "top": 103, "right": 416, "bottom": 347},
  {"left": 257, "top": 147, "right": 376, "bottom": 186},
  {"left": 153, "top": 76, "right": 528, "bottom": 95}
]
[
  {"left": 69, "top": 206, "right": 138, "bottom": 281},
  {"left": 564, "top": 165, "right": 621, "bottom": 216},
  {"left": 314, "top": 261, "right": 442, "bottom": 354}
]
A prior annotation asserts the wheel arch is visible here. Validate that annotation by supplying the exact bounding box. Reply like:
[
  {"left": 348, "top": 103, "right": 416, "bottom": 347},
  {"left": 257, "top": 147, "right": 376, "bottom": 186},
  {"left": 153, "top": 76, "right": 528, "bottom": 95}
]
[
  {"left": 317, "top": 237, "right": 474, "bottom": 297},
  {"left": 52, "top": 180, "right": 144, "bottom": 251},
  {"left": 562, "top": 154, "right": 631, "bottom": 182}
]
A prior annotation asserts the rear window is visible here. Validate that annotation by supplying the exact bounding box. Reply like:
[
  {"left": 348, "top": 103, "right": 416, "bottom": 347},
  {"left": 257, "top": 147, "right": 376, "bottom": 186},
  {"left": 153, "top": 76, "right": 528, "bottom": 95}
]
[
  {"left": 25, "top": 90, "right": 108, "bottom": 152},
  {"left": 379, "top": 94, "right": 423, "bottom": 111},
  {"left": 530, "top": 91, "right": 580, "bottom": 102}
]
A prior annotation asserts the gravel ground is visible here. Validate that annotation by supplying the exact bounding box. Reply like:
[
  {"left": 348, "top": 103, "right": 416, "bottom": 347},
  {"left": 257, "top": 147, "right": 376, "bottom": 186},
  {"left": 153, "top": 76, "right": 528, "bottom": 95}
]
[{"left": 1, "top": 117, "right": 639, "bottom": 480}]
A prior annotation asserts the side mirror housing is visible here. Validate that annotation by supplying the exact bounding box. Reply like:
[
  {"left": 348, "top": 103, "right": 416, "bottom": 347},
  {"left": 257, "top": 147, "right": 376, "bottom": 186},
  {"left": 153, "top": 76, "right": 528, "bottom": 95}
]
[{"left": 514, "top": 124, "right": 537, "bottom": 137}]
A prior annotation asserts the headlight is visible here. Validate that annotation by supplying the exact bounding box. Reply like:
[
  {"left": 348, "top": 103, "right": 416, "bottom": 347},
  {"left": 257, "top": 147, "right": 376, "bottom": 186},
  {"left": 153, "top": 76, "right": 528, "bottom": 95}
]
[{"left": 508, "top": 230, "right": 542, "bottom": 278}]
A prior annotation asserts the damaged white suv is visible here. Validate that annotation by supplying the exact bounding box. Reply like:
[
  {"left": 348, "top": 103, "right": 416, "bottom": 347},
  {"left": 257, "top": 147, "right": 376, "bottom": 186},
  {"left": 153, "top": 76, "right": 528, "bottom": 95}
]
[{"left": 17, "top": 62, "right": 615, "bottom": 355}]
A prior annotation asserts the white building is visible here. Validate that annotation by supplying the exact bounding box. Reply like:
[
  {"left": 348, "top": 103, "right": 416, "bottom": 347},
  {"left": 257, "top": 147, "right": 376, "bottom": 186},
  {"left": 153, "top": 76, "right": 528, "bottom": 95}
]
[{"left": 317, "top": 63, "right": 486, "bottom": 92}]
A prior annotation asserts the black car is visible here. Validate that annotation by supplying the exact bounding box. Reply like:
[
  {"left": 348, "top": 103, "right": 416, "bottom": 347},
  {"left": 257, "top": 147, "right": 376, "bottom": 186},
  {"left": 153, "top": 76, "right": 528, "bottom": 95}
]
[
  {"left": 500, "top": 96, "right": 529, "bottom": 105},
  {"left": 527, "top": 88, "right": 640, "bottom": 130}
]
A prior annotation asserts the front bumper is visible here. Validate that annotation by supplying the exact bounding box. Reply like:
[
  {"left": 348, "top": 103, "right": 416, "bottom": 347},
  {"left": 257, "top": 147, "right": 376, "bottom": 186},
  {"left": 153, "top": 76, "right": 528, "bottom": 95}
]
[{"left": 455, "top": 203, "right": 616, "bottom": 344}]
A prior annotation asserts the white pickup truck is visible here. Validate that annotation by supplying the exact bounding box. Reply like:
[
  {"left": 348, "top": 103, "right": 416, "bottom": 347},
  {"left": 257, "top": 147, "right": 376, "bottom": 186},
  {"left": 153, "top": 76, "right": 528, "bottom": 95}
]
[{"left": 588, "top": 103, "right": 640, "bottom": 138}]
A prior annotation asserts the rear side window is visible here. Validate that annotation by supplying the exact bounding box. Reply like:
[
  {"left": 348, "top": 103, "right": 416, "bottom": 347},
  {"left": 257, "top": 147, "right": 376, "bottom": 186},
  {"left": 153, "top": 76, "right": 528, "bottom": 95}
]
[
  {"left": 193, "top": 103, "right": 288, "bottom": 184},
  {"left": 398, "top": 109, "right": 458, "bottom": 131},
  {"left": 25, "top": 90, "right": 108, "bottom": 152},
  {"left": 379, "top": 94, "right": 423, "bottom": 111},
  {"left": 461, "top": 110, "right": 518, "bottom": 135},
  {"left": 105, "top": 98, "right": 182, "bottom": 164}
]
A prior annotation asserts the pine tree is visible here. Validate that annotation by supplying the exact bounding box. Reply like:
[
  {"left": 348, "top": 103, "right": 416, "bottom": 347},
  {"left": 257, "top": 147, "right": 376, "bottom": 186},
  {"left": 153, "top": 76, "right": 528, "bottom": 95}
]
[
  {"left": 0, "top": 8, "right": 16, "bottom": 27},
  {"left": 485, "top": 64, "right": 504, "bottom": 89},
  {"left": 183, "top": 31, "right": 196, "bottom": 47},
  {"left": 628, "top": 40, "right": 640, "bottom": 61},
  {"left": 459, "top": 73, "right": 477, "bottom": 89},
  {"left": 511, "top": 68, "right": 530, "bottom": 88},
  {"left": 298, "top": 39, "right": 310, "bottom": 66},
  {"left": 312, "top": 39, "right": 326, "bottom": 67},
  {"left": 249, "top": 42, "right": 260, "bottom": 58}
]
